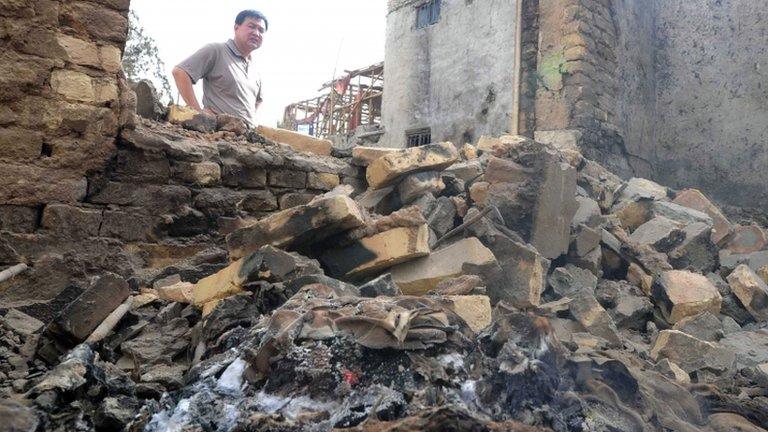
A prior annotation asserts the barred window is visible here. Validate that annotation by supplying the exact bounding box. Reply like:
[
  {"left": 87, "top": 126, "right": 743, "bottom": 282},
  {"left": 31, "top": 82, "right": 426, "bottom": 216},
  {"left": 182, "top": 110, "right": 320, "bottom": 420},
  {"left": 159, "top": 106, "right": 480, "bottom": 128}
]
[
  {"left": 416, "top": 0, "right": 441, "bottom": 29},
  {"left": 406, "top": 128, "right": 432, "bottom": 147}
]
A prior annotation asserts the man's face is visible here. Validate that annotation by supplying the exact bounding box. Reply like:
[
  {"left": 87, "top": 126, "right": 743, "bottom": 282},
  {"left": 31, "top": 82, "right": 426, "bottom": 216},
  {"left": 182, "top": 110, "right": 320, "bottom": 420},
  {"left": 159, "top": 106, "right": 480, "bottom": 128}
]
[{"left": 234, "top": 17, "right": 266, "bottom": 53}]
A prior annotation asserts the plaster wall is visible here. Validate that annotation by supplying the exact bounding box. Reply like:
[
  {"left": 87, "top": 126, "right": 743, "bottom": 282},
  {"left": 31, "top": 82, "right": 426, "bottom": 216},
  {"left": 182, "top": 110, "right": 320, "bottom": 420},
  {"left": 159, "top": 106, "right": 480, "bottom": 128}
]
[{"left": 382, "top": 0, "right": 519, "bottom": 148}]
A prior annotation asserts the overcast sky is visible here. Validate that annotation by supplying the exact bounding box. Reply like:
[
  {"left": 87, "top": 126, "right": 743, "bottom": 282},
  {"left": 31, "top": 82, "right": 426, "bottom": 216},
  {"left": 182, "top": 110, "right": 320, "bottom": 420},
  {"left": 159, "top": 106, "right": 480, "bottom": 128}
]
[{"left": 129, "top": 0, "right": 387, "bottom": 126}]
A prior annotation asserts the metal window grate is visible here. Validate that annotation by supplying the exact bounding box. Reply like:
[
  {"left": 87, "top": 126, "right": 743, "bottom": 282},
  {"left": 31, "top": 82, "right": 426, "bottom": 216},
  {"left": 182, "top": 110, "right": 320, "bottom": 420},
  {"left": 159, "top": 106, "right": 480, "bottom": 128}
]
[
  {"left": 406, "top": 128, "right": 432, "bottom": 147},
  {"left": 416, "top": 0, "right": 441, "bottom": 29}
]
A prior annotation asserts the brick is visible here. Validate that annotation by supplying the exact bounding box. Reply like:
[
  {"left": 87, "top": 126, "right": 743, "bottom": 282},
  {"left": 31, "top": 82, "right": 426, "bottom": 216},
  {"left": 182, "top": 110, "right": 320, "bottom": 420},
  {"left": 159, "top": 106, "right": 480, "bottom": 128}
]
[
  {"left": 89, "top": 182, "right": 190, "bottom": 213},
  {"left": 99, "top": 210, "right": 156, "bottom": 242},
  {"left": 652, "top": 270, "right": 722, "bottom": 324},
  {"left": 41, "top": 204, "right": 101, "bottom": 238},
  {"left": 278, "top": 192, "right": 315, "bottom": 210},
  {"left": 366, "top": 142, "right": 458, "bottom": 189},
  {"left": 256, "top": 125, "right": 332, "bottom": 156},
  {"left": 50, "top": 69, "right": 94, "bottom": 102},
  {"left": 227, "top": 195, "right": 365, "bottom": 260},
  {"left": 307, "top": 172, "right": 340, "bottom": 191},
  {"left": 53, "top": 273, "right": 130, "bottom": 342},
  {"left": 221, "top": 162, "right": 267, "bottom": 188},
  {"left": 237, "top": 190, "right": 278, "bottom": 213},
  {"left": 0, "top": 127, "right": 43, "bottom": 159},
  {"left": 0, "top": 205, "right": 38, "bottom": 233},
  {"left": 390, "top": 237, "right": 497, "bottom": 295},
  {"left": 172, "top": 161, "right": 221, "bottom": 186},
  {"left": 98, "top": 44, "right": 122, "bottom": 72},
  {"left": 726, "top": 265, "right": 768, "bottom": 322},
  {"left": 321, "top": 224, "right": 430, "bottom": 280},
  {"left": 56, "top": 34, "right": 100, "bottom": 68},
  {"left": 268, "top": 169, "right": 306, "bottom": 188}
]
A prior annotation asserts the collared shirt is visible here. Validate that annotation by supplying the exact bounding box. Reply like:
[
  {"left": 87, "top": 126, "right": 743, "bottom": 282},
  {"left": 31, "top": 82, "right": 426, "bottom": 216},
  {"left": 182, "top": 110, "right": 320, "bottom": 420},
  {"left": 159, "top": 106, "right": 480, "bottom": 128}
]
[{"left": 176, "top": 39, "right": 262, "bottom": 126}]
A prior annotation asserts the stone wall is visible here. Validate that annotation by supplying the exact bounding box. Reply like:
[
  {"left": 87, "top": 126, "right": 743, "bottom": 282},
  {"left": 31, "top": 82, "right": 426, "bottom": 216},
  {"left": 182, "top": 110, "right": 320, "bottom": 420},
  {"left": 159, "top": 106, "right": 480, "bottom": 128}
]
[{"left": 381, "top": 0, "right": 519, "bottom": 148}]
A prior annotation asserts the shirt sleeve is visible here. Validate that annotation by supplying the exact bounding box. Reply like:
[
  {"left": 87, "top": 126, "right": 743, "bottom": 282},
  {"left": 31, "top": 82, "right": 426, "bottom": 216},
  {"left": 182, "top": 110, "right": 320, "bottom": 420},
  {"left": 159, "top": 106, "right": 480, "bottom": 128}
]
[
  {"left": 176, "top": 43, "right": 219, "bottom": 84},
  {"left": 256, "top": 78, "right": 263, "bottom": 103}
]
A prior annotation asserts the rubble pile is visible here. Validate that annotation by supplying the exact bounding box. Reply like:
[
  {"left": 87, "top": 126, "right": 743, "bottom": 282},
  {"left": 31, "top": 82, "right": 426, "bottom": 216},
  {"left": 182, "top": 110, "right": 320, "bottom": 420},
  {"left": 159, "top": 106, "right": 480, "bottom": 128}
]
[{"left": 2, "top": 131, "right": 768, "bottom": 431}]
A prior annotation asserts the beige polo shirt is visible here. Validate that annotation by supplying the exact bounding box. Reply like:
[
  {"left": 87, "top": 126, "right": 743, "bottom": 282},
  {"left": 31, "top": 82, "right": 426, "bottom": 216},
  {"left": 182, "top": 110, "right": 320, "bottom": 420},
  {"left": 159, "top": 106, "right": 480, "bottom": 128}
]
[{"left": 177, "top": 39, "right": 262, "bottom": 126}]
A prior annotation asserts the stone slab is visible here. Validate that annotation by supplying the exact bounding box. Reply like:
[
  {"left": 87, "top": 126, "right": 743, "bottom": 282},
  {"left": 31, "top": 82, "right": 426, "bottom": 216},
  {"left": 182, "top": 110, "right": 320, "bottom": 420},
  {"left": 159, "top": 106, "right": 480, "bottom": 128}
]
[
  {"left": 257, "top": 125, "right": 333, "bottom": 156},
  {"left": 366, "top": 142, "right": 458, "bottom": 189}
]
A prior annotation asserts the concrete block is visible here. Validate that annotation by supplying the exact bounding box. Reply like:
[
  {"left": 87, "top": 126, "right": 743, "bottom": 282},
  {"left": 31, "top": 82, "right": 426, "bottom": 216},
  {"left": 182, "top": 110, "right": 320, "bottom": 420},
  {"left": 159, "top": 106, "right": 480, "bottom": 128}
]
[
  {"left": 726, "top": 264, "right": 768, "bottom": 322},
  {"left": 653, "top": 270, "right": 722, "bottom": 324},
  {"left": 257, "top": 125, "right": 332, "bottom": 156},
  {"left": 444, "top": 295, "right": 492, "bottom": 332},
  {"left": 673, "top": 189, "right": 733, "bottom": 245},
  {"left": 366, "top": 142, "right": 458, "bottom": 189},
  {"left": 321, "top": 225, "right": 431, "bottom": 280},
  {"left": 390, "top": 237, "right": 496, "bottom": 295},
  {"left": 227, "top": 195, "right": 365, "bottom": 260}
]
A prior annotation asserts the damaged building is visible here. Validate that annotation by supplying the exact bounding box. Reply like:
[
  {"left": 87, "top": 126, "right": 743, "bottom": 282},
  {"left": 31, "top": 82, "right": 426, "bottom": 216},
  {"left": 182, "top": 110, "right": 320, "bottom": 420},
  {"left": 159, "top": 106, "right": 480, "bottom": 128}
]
[{"left": 1, "top": 1, "right": 768, "bottom": 432}]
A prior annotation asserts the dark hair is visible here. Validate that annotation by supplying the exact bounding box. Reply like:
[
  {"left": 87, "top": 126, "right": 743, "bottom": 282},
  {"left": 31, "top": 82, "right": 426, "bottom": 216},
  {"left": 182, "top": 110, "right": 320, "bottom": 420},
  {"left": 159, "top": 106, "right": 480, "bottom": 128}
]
[{"left": 235, "top": 10, "right": 268, "bottom": 31}]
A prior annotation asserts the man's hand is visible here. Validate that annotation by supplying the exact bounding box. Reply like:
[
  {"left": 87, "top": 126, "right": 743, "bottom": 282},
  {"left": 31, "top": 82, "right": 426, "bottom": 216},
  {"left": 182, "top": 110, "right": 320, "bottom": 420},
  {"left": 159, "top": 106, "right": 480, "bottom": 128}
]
[{"left": 172, "top": 67, "right": 203, "bottom": 112}]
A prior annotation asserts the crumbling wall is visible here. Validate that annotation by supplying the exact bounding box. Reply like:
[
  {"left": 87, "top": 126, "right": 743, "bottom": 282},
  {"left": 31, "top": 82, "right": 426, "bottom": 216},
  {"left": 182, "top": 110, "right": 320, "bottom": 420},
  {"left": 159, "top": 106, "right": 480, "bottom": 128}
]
[{"left": 381, "top": 0, "right": 519, "bottom": 148}]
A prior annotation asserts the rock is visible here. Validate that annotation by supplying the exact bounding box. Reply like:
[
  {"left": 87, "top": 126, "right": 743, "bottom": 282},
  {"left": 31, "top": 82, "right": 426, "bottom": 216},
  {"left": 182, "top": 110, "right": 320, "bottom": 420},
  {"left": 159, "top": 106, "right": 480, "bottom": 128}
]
[
  {"left": 530, "top": 155, "right": 578, "bottom": 259},
  {"left": 396, "top": 171, "right": 445, "bottom": 204},
  {"left": 33, "top": 344, "right": 92, "bottom": 393},
  {"left": 258, "top": 245, "right": 323, "bottom": 282},
  {"left": 672, "top": 189, "right": 733, "bottom": 245},
  {"left": 652, "top": 270, "right": 722, "bottom": 324},
  {"left": 668, "top": 222, "right": 718, "bottom": 273},
  {"left": 433, "top": 275, "right": 485, "bottom": 295},
  {"left": 227, "top": 195, "right": 365, "bottom": 260},
  {"left": 655, "top": 358, "right": 691, "bottom": 385},
  {"left": 284, "top": 274, "right": 359, "bottom": 298},
  {"left": 719, "top": 330, "right": 768, "bottom": 369},
  {"left": 649, "top": 201, "right": 713, "bottom": 227},
  {"left": 366, "top": 142, "right": 459, "bottom": 189},
  {"left": 614, "top": 177, "right": 668, "bottom": 206},
  {"left": 708, "top": 272, "right": 755, "bottom": 326},
  {"left": 53, "top": 273, "right": 130, "bottom": 342},
  {"left": 725, "top": 225, "right": 767, "bottom": 254},
  {"left": 192, "top": 253, "right": 262, "bottom": 306},
  {"left": 650, "top": 330, "right": 736, "bottom": 373},
  {"left": 1, "top": 309, "right": 43, "bottom": 336},
  {"left": 321, "top": 225, "right": 430, "bottom": 280},
  {"left": 156, "top": 281, "right": 195, "bottom": 304},
  {"left": 460, "top": 143, "right": 478, "bottom": 159},
  {"left": 132, "top": 80, "right": 165, "bottom": 121},
  {"left": 548, "top": 264, "right": 598, "bottom": 298},
  {"left": 475, "top": 135, "right": 531, "bottom": 157},
  {"left": 351, "top": 146, "right": 400, "bottom": 166},
  {"left": 468, "top": 181, "right": 490, "bottom": 207},
  {"left": 572, "top": 224, "right": 602, "bottom": 257},
  {"left": 594, "top": 280, "right": 653, "bottom": 330},
  {"left": 425, "top": 197, "right": 457, "bottom": 239},
  {"left": 483, "top": 156, "right": 531, "bottom": 184},
  {"left": 708, "top": 413, "right": 768, "bottom": 432},
  {"left": 390, "top": 237, "right": 497, "bottom": 295},
  {"left": 612, "top": 199, "right": 652, "bottom": 232},
  {"left": 720, "top": 250, "right": 768, "bottom": 273},
  {"left": 757, "top": 265, "right": 768, "bottom": 284},
  {"left": 140, "top": 363, "right": 187, "bottom": 389},
  {"left": 257, "top": 125, "right": 333, "bottom": 156},
  {"left": 121, "top": 318, "right": 190, "bottom": 365},
  {"left": 94, "top": 396, "right": 140, "bottom": 431},
  {"left": 628, "top": 216, "right": 685, "bottom": 252},
  {"left": 444, "top": 159, "right": 482, "bottom": 182},
  {"left": 0, "top": 399, "right": 39, "bottom": 432},
  {"left": 671, "top": 311, "right": 723, "bottom": 342},
  {"left": 626, "top": 263, "right": 653, "bottom": 295},
  {"left": 443, "top": 295, "right": 491, "bottom": 332},
  {"left": 358, "top": 273, "right": 401, "bottom": 298},
  {"left": 182, "top": 112, "right": 217, "bottom": 133},
  {"left": 216, "top": 114, "right": 248, "bottom": 134},
  {"left": 167, "top": 104, "right": 198, "bottom": 123},
  {"left": 571, "top": 196, "right": 602, "bottom": 229},
  {"left": 490, "top": 239, "right": 549, "bottom": 307},
  {"left": 569, "top": 289, "right": 621, "bottom": 345},
  {"left": 726, "top": 264, "right": 768, "bottom": 322}
]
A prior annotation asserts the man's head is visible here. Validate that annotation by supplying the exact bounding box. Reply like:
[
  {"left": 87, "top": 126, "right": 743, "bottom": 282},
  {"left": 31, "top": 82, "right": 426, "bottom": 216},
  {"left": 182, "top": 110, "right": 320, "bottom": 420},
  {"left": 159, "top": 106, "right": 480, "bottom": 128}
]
[{"left": 234, "top": 10, "right": 268, "bottom": 55}]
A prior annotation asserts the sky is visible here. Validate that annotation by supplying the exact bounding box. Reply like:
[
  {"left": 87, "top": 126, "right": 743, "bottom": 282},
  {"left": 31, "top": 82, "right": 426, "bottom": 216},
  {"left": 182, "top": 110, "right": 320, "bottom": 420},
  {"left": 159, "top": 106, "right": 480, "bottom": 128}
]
[{"left": 129, "top": 0, "right": 387, "bottom": 127}]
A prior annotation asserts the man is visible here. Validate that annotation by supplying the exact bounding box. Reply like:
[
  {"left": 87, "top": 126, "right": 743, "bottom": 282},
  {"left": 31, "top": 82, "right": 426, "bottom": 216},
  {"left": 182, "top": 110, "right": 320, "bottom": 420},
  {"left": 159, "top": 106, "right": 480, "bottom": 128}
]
[{"left": 172, "top": 10, "right": 267, "bottom": 127}]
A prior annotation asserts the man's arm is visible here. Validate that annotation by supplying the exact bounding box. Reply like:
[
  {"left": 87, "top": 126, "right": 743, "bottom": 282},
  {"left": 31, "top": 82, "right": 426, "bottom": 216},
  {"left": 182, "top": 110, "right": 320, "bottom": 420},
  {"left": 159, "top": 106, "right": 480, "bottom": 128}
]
[{"left": 172, "top": 67, "right": 203, "bottom": 111}]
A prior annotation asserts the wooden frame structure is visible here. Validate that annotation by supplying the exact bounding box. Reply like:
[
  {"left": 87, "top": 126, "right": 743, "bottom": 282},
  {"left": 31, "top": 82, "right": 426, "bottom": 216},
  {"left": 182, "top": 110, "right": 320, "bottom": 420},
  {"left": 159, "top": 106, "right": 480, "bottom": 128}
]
[{"left": 282, "top": 62, "right": 383, "bottom": 138}]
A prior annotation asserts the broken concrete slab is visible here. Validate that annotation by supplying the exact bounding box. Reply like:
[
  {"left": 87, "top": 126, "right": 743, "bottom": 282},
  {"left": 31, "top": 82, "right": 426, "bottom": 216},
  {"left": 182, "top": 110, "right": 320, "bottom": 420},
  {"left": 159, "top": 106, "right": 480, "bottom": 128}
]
[
  {"left": 396, "top": 171, "right": 445, "bottom": 205},
  {"left": 227, "top": 195, "right": 365, "bottom": 260},
  {"left": 321, "top": 224, "right": 431, "bottom": 280},
  {"left": 673, "top": 189, "right": 733, "bottom": 245},
  {"left": 257, "top": 125, "right": 333, "bottom": 156},
  {"left": 389, "top": 237, "right": 496, "bottom": 295},
  {"left": 652, "top": 270, "right": 722, "bottom": 324},
  {"left": 52, "top": 273, "right": 130, "bottom": 342},
  {"left": 366, "top": 142, "right": 459, "bottom": 189},
  {"left": 650, "top": 330, "right": 736, "bottom": 373},
  {"left": 443, "top": 295, "right": 491, "bottom": 333},
  {"left": 530, "top": 155, "right": 578, "bottom": 259},
  {"left": 724, "top": 225, "right": 767, "bottom": 255},
  {"left": 726, "top": 264, "right": 768, "bottom": 322},
  {"left": 628, "top": 216, "right": 686, "bottom": 253},
  {"left": 351, "top": 146, "right": 400, "bottom": 166}
]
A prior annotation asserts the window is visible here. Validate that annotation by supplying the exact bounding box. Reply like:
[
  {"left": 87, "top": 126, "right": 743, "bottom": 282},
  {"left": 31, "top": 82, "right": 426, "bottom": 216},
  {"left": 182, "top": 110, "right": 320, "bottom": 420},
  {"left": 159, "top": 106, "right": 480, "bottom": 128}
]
[
  {"left": 416, "top": 0, "right": 441, "bottom": 29},
  {"left": 406, "top": 128, "right": 432, "bottom": 147}
]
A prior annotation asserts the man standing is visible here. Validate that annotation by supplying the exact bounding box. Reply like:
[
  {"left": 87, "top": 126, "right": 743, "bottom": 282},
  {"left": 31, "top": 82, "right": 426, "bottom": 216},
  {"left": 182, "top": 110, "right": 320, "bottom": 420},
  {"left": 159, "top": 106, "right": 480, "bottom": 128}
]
[{"left": 172, "top": 10, "right": 267, "bottom": 127}]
